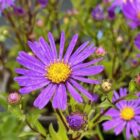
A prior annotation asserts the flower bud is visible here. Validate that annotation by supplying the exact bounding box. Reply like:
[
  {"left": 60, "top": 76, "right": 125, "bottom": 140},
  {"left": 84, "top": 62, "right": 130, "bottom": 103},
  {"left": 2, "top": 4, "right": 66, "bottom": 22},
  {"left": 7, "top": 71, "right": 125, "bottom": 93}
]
[
  {"left": 8, "top": 92, "right": 21, "bottom": 105},
  {"left": 66, "top": 113, "right": 87, "bottom": 131},
  {"left": 101, "top": 79, "right": 112, "bottom": 92},
  {"left": 95, "top": 47, "right": 106, "bottom": 57}
]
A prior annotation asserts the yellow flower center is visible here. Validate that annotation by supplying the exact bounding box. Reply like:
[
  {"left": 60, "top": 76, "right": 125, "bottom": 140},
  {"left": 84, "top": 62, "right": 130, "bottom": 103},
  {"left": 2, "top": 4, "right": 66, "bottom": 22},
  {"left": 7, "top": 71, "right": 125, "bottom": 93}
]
[
  {"left": 46, "top": 61, "right": 71, "bottom": 84},
  {"left": 120, "top": 107, "right": 135, "bottom": 121}
]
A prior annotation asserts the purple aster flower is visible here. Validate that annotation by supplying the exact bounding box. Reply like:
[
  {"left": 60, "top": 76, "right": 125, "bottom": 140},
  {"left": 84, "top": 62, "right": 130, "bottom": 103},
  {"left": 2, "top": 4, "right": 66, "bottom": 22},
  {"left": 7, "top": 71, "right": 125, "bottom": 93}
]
[
  {"left": 13, "top": 6, "right": 25, "bottom": 16},
  {"left": 38, "top": 0, "right": 48, "bottom": 7},
  {"left": 0, "top": 0, "right": 15, "bottom": 12},
  {"left": 14, "top": 32, "right": 104, "bottom": 110},
  {"left": 92, "top": 5, "right": 104, "bottom": 21},
  {"left": 134, "top": 33, "right": 140, "bottom": 50},
  {"left": 103, "top": 88, "right": 140, "bottom": 139},
  {"left": 122, "top": 0, "right": 140, "bottom": 29},
  {"left": 66, "top": 113, "right": 87, "bottom": 130}
]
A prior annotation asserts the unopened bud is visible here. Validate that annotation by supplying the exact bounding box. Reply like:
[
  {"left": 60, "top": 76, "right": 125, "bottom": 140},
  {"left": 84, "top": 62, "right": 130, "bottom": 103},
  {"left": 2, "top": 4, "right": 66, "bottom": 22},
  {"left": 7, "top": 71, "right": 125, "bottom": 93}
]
[
  {"left": 8, "top": 92, "right": 21, "bottom": 105},
  {"left": 66, "top": 112, "right": 87, "bottom": 131},
  {"left": 101, "top": 79, "right": 112, "bottom": 92},
  {"left": 95, "top": 47, "right": 106, "bottom": 57}
]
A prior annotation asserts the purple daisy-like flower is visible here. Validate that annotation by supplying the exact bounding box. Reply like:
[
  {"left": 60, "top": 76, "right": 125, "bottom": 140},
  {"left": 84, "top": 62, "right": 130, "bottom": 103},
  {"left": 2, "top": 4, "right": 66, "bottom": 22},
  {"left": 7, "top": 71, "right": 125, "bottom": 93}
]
[
  {"left": 91, "top": 5, "right": 104, "bottom": 21},
  {"left": 122, "top": 0, "right": 140, "bottom": 29},
  {"left": 0, "top": 0, "right": 14, "bottom": 12},
  {"left": 38, "top": 0, "right": 48, "bottom": 7},
  {"left": 103, "top": 88, "right": 140, "bottom": 139},
  {"left": 14, "top": 32, "right": 104, "bottom": 110}
]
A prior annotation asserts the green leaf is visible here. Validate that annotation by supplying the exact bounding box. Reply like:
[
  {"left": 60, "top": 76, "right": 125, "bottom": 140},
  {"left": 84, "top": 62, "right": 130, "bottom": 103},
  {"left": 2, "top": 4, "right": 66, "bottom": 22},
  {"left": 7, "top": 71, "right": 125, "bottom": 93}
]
[
  {"left": 98, "top": 99, "right": 113, "bottom": 109},
  {"left": 124, "top": 93, "right": 138, "bottom": 100},
  {"left": 129, "top": 80, "right": 136, "bottom": 93},
  {"left": 19, "top": 132, "right": 38, "bottom": 137}
]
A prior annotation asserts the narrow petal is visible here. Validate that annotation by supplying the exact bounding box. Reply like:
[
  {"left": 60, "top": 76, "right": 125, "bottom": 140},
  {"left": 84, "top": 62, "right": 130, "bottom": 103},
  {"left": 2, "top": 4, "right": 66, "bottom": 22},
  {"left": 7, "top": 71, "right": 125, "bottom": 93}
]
[
  {"left": 52, "top": 84, "right": 67, "bottom": 110},
  {"left": 72, "top": 65, "right": 104, "bottom": 76},
  {"left": 126, "top": 122, "right": 131, "bottom": 139},
  {"left": 34, "top": 84, "right": 57, "bottom": 109},
  {"left": 18, "top": 51, "right": 45, "bottom": 68},
  {"left": 59, "top": 32, "right": 65, "bottom": 60},
  {"left": 28, "top": 41, "right": 49, "bottom": 65},
  {"left": 130, "top": 120, "right": 139, "bottom": 137},
  {"left": 70, "top": 79, "right": 93, "bottom": 101},
  {"left": 71, "top": 75, "right": 100, "bottom": 84},
  {"left": 114, "top": 121, "right": 126, "bottom": 135},
  {"left": 72, "top": 57, "right": 103, "bottom": 70},
  {"left": 39, "top": 37, "right": 53, "bottom": 60},
  {"left": 69, "top": 41, "right": 89, "bottom": 61},
  {"left": 103, "top": 118, "right": 122, "bottom": 131},
  {"left": 105, "top": 108, "right": 120, "bottom": 117},
  {"left": 66, "top": 82, "right": 83, "bottom": 103},
  {"left": 16, "top": 57, "right": 45, "bottom": 73},
  {"left": 48, "top": 32, "right": 57, "bottom": 59},
  {"left": 15, "top": 68, "right": 44, "bottom": 76},
  {"left": 64, "top": 34, "right": 78, "bottom": 62},
  {"left": 14, "top": 76, "right": 48, "bottom": 86},
  {"left": 70, "top": 44, "right": 96, "bottom": 66},
  {"left": 19, "top": 81, "right": 50, "bottom": 94}
]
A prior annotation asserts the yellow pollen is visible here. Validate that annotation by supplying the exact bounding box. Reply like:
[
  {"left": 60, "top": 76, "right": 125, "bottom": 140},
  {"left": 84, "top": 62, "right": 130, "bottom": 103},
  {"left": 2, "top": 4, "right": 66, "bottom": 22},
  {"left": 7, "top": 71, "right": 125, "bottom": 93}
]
[
  {"left": 46, "top": 61, "right": 71, "bottom": 84},
  {"left": 120, "top": 107, "right": 135, "bottom": 121}
]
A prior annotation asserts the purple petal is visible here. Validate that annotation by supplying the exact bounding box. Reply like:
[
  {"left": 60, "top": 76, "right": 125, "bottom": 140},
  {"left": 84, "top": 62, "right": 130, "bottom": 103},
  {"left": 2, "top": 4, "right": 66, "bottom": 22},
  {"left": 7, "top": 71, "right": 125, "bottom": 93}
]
[
  {"left": 114, "top": 121, "right": 126, "bottom": 135},
  {"left": 72, "top": 57, "right": 103, "bottom": 70},
  {"left": 48, "top": 32, "right": 57, "bottom": 59},
  {"left": 71, "top": 75, "right": 100, "bottom": 84},
  {"left": 64, "top": 34, "right": 78, "bottom": 62},
  {"left": 28, "top": 41, "right": 49, "bottom": 65},
  {"left": 59, "top": 32, "right": 65, "bottom": 60},
  {"left": 126, "top": 122, "right": 131, "bottom": 139},
  {"left": 134, "top": 33, "right": 140, "bottom": 50},
  {"left": 19, "top": 81, "right": 50, "bottom": 94},
  {"left": 39, "top": 37, "right": 53, "bottom": 61},
  {"left": 69, "top": 41, "right": 89, "bottom": 61},
  {"left": 70, "top": 79, "right": 94, "bottom": 101},
  {"left": 130, "top": 120, "right": 139, "bottom": 137},
  {"left": 34, "top": 84, "right": 56, "bottom": 109},
  {"left": 103, "top": 118, "right": 122, "bottom": 131},
  {"left": 72, "top": 65, "right": 104, "bottom": 76},
  {"left": 70, "top": 44, "right": 96, "bottom": 66},
  {"left": 18, "top": 51, "right": 45, "bottom": 68},
  {"left": 15, "top": 68, "right": 44, "bottom": 76},
  {"left": 16, "top": 57, "right": 45, "bottom": 73},
  {"left": 14, "top": 76, "right": 48, "bottom": 86},
  {"left": 66, "top": 82, "right": 83, "bottom": 103},
  {"left": 105, "top": 108, "right": 120, "bottom": 117},
  {"left": 52, "top": 84, "right": 67, "bottom": 110}
]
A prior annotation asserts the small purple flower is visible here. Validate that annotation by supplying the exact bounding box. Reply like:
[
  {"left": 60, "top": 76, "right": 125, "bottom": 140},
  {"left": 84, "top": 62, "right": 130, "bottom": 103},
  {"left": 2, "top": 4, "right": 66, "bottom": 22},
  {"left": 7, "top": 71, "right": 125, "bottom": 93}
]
[
  {"left": 107, "top": 0, "right": 128, "bottom": 19},
  {"left": 134, "top": 33, "right": 140, "bottom": 50},
  {"left": 95, "top": 47, "right": 106, "bottom": 57},
  {"left": 92, "top": 5, "right": 104, "bottom": 21},
  {"left": 13, "top": 6, "right": 25, "bottom": 16},
  {"left": 0, "top": 0, "right": 15, "bottom": 12},
  {"left": 103, "top": 88, "right": 140, "bottom": 139},
  {"left": 14, "top": 32, "right": 104, "bottom": 110},
  {"left": 38, "top": 0, "right": 48, "bottom": 7},
  {"left": 122, "top": 0, "right": 140, "bottom": 29},
  {"left": 66, "top": 113, "right": 87, "bottom": 130}
]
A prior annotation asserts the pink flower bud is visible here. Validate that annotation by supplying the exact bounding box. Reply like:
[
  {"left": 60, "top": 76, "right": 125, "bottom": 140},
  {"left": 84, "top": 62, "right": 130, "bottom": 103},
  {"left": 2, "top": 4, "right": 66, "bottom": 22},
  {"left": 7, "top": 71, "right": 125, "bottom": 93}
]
[{"left": 8, "top": 92, "right": 21, "bottom": 105}]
